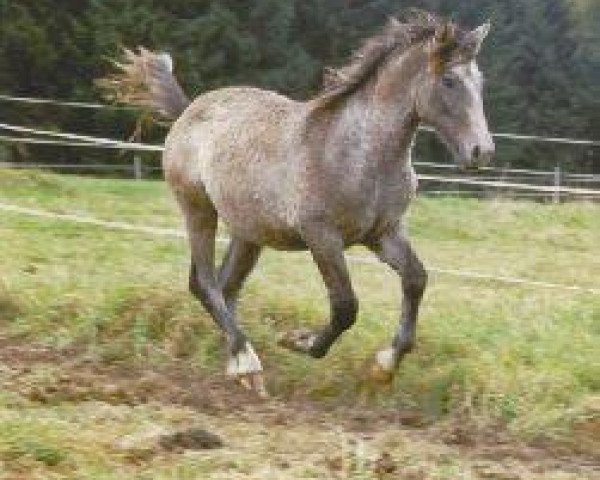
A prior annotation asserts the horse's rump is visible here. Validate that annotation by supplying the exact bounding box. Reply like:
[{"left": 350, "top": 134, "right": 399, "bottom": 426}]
[{"left": 164, "top": 87, "right": 307, "bottom": 247}]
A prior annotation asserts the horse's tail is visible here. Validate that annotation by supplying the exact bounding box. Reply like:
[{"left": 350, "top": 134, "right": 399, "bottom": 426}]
[{"left": 97, "top": 47, "right": 190, "bottom": 121}]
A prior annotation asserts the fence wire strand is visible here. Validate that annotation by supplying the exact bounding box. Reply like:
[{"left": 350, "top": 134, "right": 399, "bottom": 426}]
[{"left": 1, "top": 201, "right": 598, "bottom": 295}]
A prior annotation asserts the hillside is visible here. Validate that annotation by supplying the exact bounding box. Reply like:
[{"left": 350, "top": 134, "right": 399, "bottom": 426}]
[{"left": 0, "top": 170, "right": 599, "bottom": 479}]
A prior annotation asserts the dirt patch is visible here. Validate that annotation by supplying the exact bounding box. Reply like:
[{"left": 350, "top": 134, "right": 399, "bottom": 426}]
[
  {"left": 0, "top": 337, "right": 598, "bottom": 479},
  {"left": 159, "top": 428, "right": 224, "bottom": 451},
  {"left": 0, "top": 285, "right": 23, "bottom": 322},
  {"left": 572, "top": 407, "right": 600, "bottom": 458}
]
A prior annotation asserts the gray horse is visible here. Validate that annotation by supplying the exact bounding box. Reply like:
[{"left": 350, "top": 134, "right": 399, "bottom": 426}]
[{"left": 101, "top": 13, "right": 494, "bottom": 396}]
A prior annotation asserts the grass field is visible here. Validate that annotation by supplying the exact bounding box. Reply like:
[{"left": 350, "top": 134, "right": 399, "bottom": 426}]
[{"left": 0, "top": 169, "right": 599, "bottom": 479}]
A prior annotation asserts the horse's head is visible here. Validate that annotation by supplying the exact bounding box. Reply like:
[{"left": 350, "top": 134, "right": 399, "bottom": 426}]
[{"left": 415, "top": 21, "right": 494, "bottom": 169}]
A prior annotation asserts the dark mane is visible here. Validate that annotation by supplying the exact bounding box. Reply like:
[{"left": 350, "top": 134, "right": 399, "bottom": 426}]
[{"left": 316, "top": 11, "right": 463, "bottom": 106}]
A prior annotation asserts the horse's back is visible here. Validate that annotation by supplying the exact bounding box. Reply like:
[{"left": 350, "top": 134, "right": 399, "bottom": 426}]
[{"left": 163, "top": 87, "right": 307, "bottom": 248}]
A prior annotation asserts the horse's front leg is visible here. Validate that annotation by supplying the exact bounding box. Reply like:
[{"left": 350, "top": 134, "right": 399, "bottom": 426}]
[
  {"left": 368, "top": 227, "right": 428, "bottom": 382},
  {"left": 279, "top": 229, "right": 358, "bottom": 359}
]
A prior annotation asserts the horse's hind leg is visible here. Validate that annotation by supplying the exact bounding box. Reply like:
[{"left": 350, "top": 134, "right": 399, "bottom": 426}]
[
  {"left": 217, "top": 238, "right": 262, "bottom": 316},
  {"left": 178, "top": 193, "right": 265, "bottom": 396}
]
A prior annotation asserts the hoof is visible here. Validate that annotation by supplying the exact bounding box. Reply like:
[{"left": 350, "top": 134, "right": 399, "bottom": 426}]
[
  {"left": 368, "top": 348, "right": 397, "bottom": 385},
  {"left": 227, "top": 343, "right": 269, "bottom": 398},
  {"left": 236, "top": 373, "right": 269, "bottom": 399},
  {"left": 277, "top": 329, "right": 317, "bottom": 355}
]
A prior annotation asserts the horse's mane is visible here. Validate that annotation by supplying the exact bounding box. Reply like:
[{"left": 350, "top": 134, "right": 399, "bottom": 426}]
[{"left": 316, "top": 10, "right": 465, "bottom": 107}]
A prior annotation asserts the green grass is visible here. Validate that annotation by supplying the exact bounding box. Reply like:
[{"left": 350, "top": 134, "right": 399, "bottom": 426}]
[{"left": 0, "top": 169, "right": 599, "bottom": 477}]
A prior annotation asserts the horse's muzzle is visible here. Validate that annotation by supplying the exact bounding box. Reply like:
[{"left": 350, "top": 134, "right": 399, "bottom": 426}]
[
  {"left": 470, "top": 142, "right": 495, "bottom": 167},
  {"left": 460, "top": 139, "right": 495, "bottom": 170}
]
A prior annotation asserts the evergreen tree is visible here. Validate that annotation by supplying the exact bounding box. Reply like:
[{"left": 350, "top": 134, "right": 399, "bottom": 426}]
[{"left": 0, "top": 0, "right": 598, "bottom": 171}]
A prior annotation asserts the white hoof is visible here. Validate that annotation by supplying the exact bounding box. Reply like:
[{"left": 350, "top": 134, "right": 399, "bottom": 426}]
[
  {"left": 238, "top": 373, "right": 269, "bottom": 399},
  {"left": 375, "top": 348, "right": 397, "bottom": 373},
  {"left": 369, "top": 348, "right": 397, "bottom": 385},
  {"left": 226, "top": 342, "right": 263, "bottom": 377},
  {"left": 226, "top": 343, "right": 268, "bottom": 398}
]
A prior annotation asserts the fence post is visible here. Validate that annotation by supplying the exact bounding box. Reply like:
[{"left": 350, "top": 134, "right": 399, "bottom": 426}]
[
  {"left": 133, "top": 155, "right": 142, "bottom": 180},
  {"left": 553, "top": 164, "right": 561, "bottom": 204},
  {"left": 500, "top": 163, "right": 508, "bottom": 200}
]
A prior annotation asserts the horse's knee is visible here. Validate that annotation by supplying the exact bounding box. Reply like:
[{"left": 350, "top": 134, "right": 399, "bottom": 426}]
[{"left": 332, "top": 295, "right": 359, "bottom": 332}]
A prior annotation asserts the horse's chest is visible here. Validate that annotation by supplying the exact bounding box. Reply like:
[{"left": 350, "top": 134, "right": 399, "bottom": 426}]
[
  {"left": 369, "top": 168, "right": 416, "bottom": 225},
  {"left": 333, "top": 166, "right": 417, "bottom": 243},
  {"left": 380, "top": 167, "right": 416, "bottom": 207}
]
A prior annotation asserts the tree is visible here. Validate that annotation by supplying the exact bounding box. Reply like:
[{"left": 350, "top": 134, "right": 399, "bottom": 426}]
[{"left": 0, "top": 0, "right": 598, "bottom": 172}]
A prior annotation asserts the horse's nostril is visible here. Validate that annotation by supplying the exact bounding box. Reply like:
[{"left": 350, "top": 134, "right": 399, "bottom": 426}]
[{"left": 472, "top": 145, "right": 481, "bottom": 160}]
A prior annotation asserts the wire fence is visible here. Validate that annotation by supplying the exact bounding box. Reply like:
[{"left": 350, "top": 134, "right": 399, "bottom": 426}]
[
  {"left": 0, "top": 94, "right": 598, "bottom": 294},
  {"left": 1, "top": 94, "right": 600, "bottom": 202},
  {"left": 2, "top": 201, "right": 598, "bottom": 295},
  {"left": 1, "top": 135, "right": 598, "bottom": 201}
]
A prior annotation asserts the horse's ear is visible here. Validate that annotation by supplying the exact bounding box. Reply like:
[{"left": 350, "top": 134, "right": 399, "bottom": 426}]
[{"left": 461, "top": 21, "right": 491, "bottom": 58}]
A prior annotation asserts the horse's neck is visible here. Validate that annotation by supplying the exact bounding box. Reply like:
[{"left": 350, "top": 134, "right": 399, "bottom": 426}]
[
  {"left": 361, "top": 94, "right": 419, "bottom": 170},
  {"left": 322, "top": 50, "right": 423, "bottom": 171}
]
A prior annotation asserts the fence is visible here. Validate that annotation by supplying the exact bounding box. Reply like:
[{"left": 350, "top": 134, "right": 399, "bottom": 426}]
[
  {"left": 1, "top": 94, "right": 599, "bottom": 295},
  {"left": 1, "top": 94, "right": 600, "bottom": 201},
  {"left": 2, "top": 200, "right": 599, "bottom": 295}
]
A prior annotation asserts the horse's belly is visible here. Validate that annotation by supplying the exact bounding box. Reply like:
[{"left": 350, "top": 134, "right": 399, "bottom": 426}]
[
  {"left": 228, "top": 221, "right": 307, "bottom": 250},
  {"left": 209, "top": 185, "right": 304, "bottom": 247},
  {"left": 217, "top": 198, "right": 306, "bottom": 249},
  {"left": 206, "top": 159, "right": 304, "bottom": 248}
]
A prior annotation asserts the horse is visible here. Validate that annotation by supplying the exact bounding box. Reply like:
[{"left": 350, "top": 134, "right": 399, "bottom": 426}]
[{"left": 100, "top": 12, "right": 494, "bottom": 397}]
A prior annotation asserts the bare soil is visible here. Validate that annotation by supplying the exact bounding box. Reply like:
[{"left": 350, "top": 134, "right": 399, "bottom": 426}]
[{"left": 0, "top": 336, "right": 598, "bottom": 479}]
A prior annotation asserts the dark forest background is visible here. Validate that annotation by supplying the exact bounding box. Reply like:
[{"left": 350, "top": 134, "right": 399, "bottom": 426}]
[{"left": 0, "top": 0, "right": 599, "bottom": 173}]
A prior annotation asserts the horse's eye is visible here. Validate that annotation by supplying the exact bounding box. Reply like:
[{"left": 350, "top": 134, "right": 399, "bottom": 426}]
[{"left": 441, "top": 76, "right": 455, "bottom": 88}]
